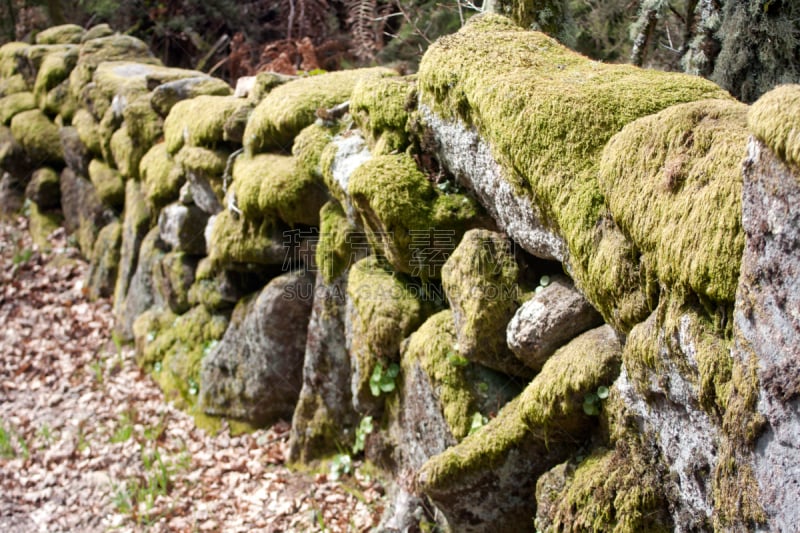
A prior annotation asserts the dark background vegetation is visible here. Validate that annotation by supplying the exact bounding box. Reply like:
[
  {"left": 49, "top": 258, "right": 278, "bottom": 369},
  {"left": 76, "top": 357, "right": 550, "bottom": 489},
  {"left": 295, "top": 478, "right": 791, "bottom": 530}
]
[{"left": 1, "top": 0, "right": 797, "bottom": 102}]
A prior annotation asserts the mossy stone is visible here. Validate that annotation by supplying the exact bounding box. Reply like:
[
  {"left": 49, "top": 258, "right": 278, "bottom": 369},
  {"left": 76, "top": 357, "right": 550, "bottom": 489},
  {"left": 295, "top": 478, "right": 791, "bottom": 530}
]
[
  {"left": 351, "top": 74, "right": 416, "bottom": 155},
  {"left": 150, "top": 76, "right": 233, "bottom": 118},
  {"left": 0, "top": 74, "right": 29, "bottom": 97},
  {"left": 35, "top": 24, "right": 85, "bottom": 45},
  {"left": 86, "top": 220, "right": 122, "bottom": 300},
  {"left": 748, "top": 84, "right": 800, "bottom": 170},
  {"left": 88, "top": 159, "right": 125, "bottom": 208},
  {"left": 24, "top": 166, "right": 60, "bottom": 208},
  {"left": 316, "top": 200, "right": 358, "bottom": 283},
  {"left": 32, "top": 48, "right": 78, "bottom": 109},
  {"left": 10, "top": 108, "right": 63, "bottom": 165},
  {"left": 243, "top": 67, "right": 396, "bottom": 154},
  {"left": 0, "top": 42, "right": 29, "bottom": 78},
  {"left": 163, "top": 95, "right": 249, "bottom": 154},
  {"left": 293, "top": 122, "right": 339, "bottom": 181},
  {"left": 140, "top": 142, "right": 184, "bottom": 210},
  {"left": 0, "top": 92, "right": 36, "bottom": 125},
  {"left": 27, "top": 200, "right": 62, "bottom": 250},
  {"left": 71, "top": 108, "right": 101, "bottom": 156},
  {"left": 232, "top": 153, "right": 326, "bottom": 226},
  {"left": 206, "top": 210, "right": 288, "bottom": 269},
  {"left": 110, "top": 125, "right": 142, "bottom": 179}
]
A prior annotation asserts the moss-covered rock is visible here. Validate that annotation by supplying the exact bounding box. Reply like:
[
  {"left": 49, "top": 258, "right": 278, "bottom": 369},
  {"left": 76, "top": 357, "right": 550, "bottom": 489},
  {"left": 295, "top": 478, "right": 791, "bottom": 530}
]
[
  {"left": 418, "top": 324, "right": 622, "bottom": 532},
  {"left": 163, "top": 95, "right": 249, "bottom": 154},
  {"left": 0, "top": 42, "right": 28, "bottom": 78},
  {"left": 0, "top": 92, "right": 36, "bottom": 125},
  {"left": 419, "top": 14, "right": 734, "bottom": 330},
  {"left": 534, "top": 444, "right": 673, "bottom": 533},
  {"left": 81, "top": 24, "right": 114, "bottom": 43},
  {"left": 243, "top": 67, "right": 396, "bottom": 154},
  {"left": 346, "top": 256, "right": 432, "bottom": 413},
  {"left": 59, "top": 167, "right": 113, "bottom": 256},
  {"left": 599, "top": 99, "right": 749, "bottom": 318},
  {"left": 113, "top": 180, "right": 152, "bottom": 331},
  {"left": 122, "top": 92, "right": 163, "bottom": 149},
  {"left": 88, "top": 159, "right": 124, "bottom": 208},
  {"left": 9, "top": 108, "right": 63, "bottom": 165},
  {"left": 200, "top": 271, "right": 315, "bottom": 425},
  {"left": 115, "top": 227, "right": 166, "bottom": 340},
  {"left": 27, "top": 200, "right": 62, "bottom": 250},
  {"left": 748, "top": 84, "right": 800, "bottom": 170},
  {"left": 0, "top": 74, "right": 29, "bottom": 97},
  {"left": 152, "top": 251, "right": 197, "bottom": 314},
  {"left": 136, "top": 305, "right": 229, "bottom": 409},
  {"left": 110, "top": 124, "right": 144, "bottom": 179},
  {"left": 59, "top": 126, "right": 90, "bottom": 176},
  {"left": 293, "top": 122, "right": 339, "bottom": 182},
  {"left": 86, "top": 220, "right": 122, "bottom": 300},
  {"left": 150, "top": 76, "right": 233, "bottom": 117},
  {"left": 139, "top": 142, "right": 184, "bottom": 210},
  {"left": 350, "top": 74, "right": 416, "bottom": 155},
  {"left": 24, "top": 166, "right": 60, "bottom": 208},
  {"left": 206, "top": 210, "right": 288, "bottom": 269},
  {"left": 316, "top": 200, "right": 360, "bottom": 283},
  {"left": 0, "top": 124, "right": 33, "bottom": 178},
  {"left": 441, "top": 229, "right": 532, "bottom": 377},
  {"left": 35, "top": 24, "right": 85, "bottom": 45},
  {"left": 348, "top": 152, "right": 482, "bottom": 278},
  {"left": 71, "top": 108, "right": 101, "bottom": 156},
  {"left": 231, "top": 153, "right": 326, "bottom": 226},
  {"left": 32, "top": 48, "right": 78, "bottom": 109}
]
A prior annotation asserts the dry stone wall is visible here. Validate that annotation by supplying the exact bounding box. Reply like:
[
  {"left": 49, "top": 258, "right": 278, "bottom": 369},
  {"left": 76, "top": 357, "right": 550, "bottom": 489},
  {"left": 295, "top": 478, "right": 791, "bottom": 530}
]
[{"left": 1, "top": 15, "right": 799, "bottom": 532}]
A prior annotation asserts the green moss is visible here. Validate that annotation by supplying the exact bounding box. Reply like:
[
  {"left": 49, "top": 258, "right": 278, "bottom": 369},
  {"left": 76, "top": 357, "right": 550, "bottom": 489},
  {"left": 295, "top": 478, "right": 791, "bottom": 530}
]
[
  {"left": 163, "top": 95, "right": 249, "bottom": 154},
  {"left": 86, "top": 220, "right": 122, "bottom": 300},
  {"left": 540, "top": 446, "right": 672, "bottom": 533},
  {"left": 9, "top": 108, "right": 63, "bottom": 165},
  {"left": 441, "top": 229, "right": 530, "bottom": 377},
  {"left": 402, "top": 310, "right": 491, "bottom": 440},
  {"left": 748, "top": 84, "right": 800, "bottom": 170},
  {"left": 27, "top": 201, "right": 62, "bottom": 250},
  {"left": 122, "top": 93, "right": 163, "bottom": 148},
  {"left": 139, "top": 142, "right": 184, "bottom": 210},
  {"left": 293, "top": 122, "right": 339, "bottom": 181},
  {"left": 35, "top": 24, "right": 85, "bottom": 45},
  {"left": 137, "top": 305, "right": 229, "bottom": 408},
  {"left": 33, "top": 48, "right": 78, "bottom": 109},
  {"left": 490, "top": 0, "right": 569, "bottom": 37},
  {"left": 418, "top": 14, "right": 733, "bottom": 329},
  {"left": 316, "top": 200, "right": 357, "bottom": 283},
  {"left": 599, "top": 99, "right": 748, "bottom": 314},
  {"left": 0, "top": 42, "right": 29, "bottom": 78},
  {"left": 110, "top": 125, "right": 142, "bottom": 179},
  {"left": 0, "top": 92, "right": 36, "bottom": 125},
  {"left": 232, "top": 153, "right": 326, "bottom": 226},
  {"left": 71, "top": 108, "right": 101, "bottom": 155},
  {"left": 174, "top": 145, "right": 228, "bottom": 177},
  {"left": 350, "top": 74, "right": 416, "bottom": 154},
  {"left": 243, "top": 67, "right": 396, "bottom": 154},
  {"left": 347, "top": 256, "right": 431, "bottom": 406},
  {"left": 0, "top": 74, "right": 30, "bottom": 97},
  {"left": 348, "top": 152, "right": 481, "bottom": 278},
  {"left": 150, "top": 76, "right": 233, "bottom": 117},
  {"left": 207, "top": 210, "right": 286, "bottom": 269},
  {"left": 152, "top": 251, "right": 196, "bottom": 314},
  {"left": 81, "top": 24, "right": 114, "bottom": 43},
  {"left": 519, "top": 325, "right": 622, "bottom": 435},
  {"left": 88, "top": 159, "right": 125, "bottom": 208}
]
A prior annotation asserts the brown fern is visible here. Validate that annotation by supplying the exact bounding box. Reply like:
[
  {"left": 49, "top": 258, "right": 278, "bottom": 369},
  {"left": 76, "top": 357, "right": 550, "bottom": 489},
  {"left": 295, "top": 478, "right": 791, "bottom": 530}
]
[{"left": 345, "top": 0, "right": 378, "bottom": 59}]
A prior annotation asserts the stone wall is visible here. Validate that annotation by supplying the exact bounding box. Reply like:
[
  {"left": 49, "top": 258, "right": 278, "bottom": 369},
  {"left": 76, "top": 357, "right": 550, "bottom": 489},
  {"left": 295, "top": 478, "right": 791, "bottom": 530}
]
[{"left": 1, "top": 16, "right": 798, "bottom": 532}]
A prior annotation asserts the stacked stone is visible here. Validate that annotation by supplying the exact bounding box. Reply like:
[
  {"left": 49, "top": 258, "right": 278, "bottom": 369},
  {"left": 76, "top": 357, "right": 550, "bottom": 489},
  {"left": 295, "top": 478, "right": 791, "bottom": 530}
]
[{"left": 1, "top": 15, "right": 798, "bottom": 533}]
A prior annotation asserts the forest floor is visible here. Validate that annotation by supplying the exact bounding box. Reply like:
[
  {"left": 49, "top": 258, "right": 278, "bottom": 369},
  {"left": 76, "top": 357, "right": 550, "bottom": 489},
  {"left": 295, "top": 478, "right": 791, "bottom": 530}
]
[{"left": 0, "top": 215, "right": 386, "bottom": 532}]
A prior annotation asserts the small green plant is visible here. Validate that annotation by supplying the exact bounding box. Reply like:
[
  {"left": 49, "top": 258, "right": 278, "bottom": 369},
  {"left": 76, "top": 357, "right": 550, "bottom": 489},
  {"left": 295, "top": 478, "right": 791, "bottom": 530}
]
[
  {"left": 352, "top": 416, "right": 373, "bottom": 455},
  {"left": 89, "top": 360, "right": 104, "bottom": 384},
  {"left": 12, "top": 248, "right": 33, "bottom": 265},
  {"left": 110, "top": 412, "right": 134, "bottom": 443},
  {"left": 583, "top": 385, "right": 610, "bottom": 416},
  {"left": 37, "top": 424, "right": 56, "bottom": 449},
  {"left": 369, "top": 362, "right": 400, "bottom": 397},
  {"left": 468, "top": 412, "right": 488, "bottom": 435},
  {"left": 534, "top": 274, "right": 552, "bottom": 294},
  {"left": 329, "top": 453, "right": 352, "bottom": 480},
  {"left": 0, "top": 424, "right": 14, "bottom": 458},
  {"left": 187, "top": 378, "right": 199, "bottom": 396},
  {"left": 447, "top": 350, "right": 470, "bottom": 367}
]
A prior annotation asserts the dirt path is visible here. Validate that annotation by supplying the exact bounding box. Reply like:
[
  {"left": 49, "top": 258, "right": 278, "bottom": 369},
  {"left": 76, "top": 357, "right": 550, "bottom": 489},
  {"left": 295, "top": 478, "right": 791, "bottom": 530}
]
[{"left": 0, "top": 216, "right": 385, "bottom": 532}]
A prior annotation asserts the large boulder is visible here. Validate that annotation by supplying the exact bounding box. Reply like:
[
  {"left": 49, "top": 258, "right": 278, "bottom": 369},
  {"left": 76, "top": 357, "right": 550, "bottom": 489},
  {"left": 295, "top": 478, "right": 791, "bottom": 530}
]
[{"left": 200, "top": 270, "right": 315, "bottom": 426}]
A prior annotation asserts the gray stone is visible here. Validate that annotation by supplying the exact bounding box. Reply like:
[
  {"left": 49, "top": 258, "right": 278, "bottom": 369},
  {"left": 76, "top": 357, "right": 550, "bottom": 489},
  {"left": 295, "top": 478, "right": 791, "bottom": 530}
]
[
  {"left": 158, "top": 202, "right": 208, "bottom": 255},
  {"left": 186, "top": 170, "right": 223, "bottom": 215},
  {"left": 507, "top": 275, "right": 603, "bottom": 371},
  {"left": 59, "top": 126, "right": 90, "bottom": 177},
  {"left": 0, "top": 172, "right": 23, "bottom": 215},
  {"left": 24, "top": 167, "right": 60, "bottom": 209},
  {"left": 86, "top": 220, "right": 122, "bottom": 300},
  {"left": 420, "top": 104, "right": 567, "bottom": 262},
  {"left": 736, "top": 138, "right": 800, "bottom": 532},
  {"left": 152, "top": 251, "right": 197, "bottom": 314},
  {"left": 115, "top": 227, "right": 167, "bottom": 339},
  {"left": 200, "top": 270, "right": 315, "bottom": 426},
  {"left": 59, "top": 167, "right": 114, "bottom": 256},
  {"left": 150, "top": 76, "right": 233, "bottom": 117},
  {"left": 0, "top": 125, "right": 33, "bottom": 179},
  {"left": 289, "top": 272, "right": 359, "bottom": 462}
]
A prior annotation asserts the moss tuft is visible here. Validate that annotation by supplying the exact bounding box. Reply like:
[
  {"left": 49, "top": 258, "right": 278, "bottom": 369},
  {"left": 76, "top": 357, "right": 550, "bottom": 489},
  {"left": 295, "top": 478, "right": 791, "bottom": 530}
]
[
  {"left": 232, "top": 152, "right": 326, "bottom": 226},
  {"left": 33, "top": 48, "right": 78, "bottom": 109},
  {"left": 747, "top": 84, "right": 800, "bottom": 170},
  {"left": 0, "top": 42, "right": 29, "bottom": 78},
  {"left": 71, "top": 108, "right": 101, "bottom": 155},
  {"left": 350, "top": 74, "right": 416, "bottom": 154},
  {"left": 243, "top": 67, "right": 396, "bottom": 154},
  {"left": 316, "top": 200, "right": 357, "bottom": 283},
  {"left": 35, "top": 24, "right": 85, "bottom": 45},
  {"left": 206, "top": 210, "right": 287, "bottom": 269},
  {"left": 293, "top": 122, "right": 339, "bottom": 181}
]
